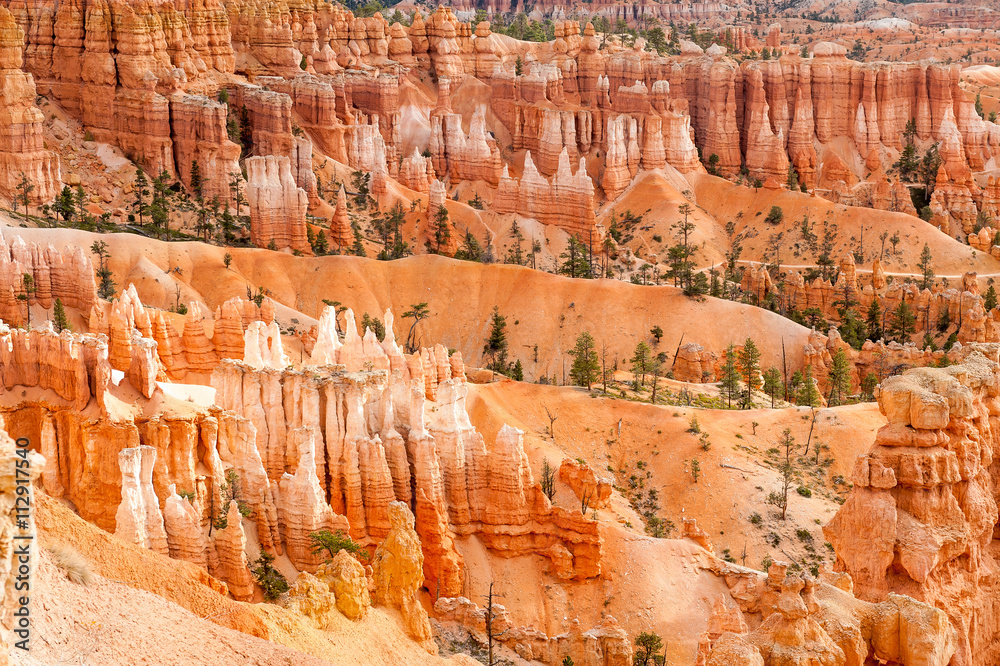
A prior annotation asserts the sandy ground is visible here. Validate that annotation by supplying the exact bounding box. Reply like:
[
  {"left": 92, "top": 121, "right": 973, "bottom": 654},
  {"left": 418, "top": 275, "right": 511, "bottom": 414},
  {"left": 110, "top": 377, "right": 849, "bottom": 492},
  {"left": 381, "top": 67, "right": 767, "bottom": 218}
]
[
  {"left": 17, "top": 549, "right": 329, "bottom": 666},
  {"left": 31, "top": 494, "right": 479, "bottom": 666}
]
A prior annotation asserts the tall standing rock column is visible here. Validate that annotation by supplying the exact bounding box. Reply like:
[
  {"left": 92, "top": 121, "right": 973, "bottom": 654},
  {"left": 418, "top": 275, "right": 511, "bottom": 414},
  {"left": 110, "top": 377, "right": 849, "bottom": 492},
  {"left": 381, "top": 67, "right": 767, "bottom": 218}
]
[
  {"left": 0, "top": 6, "right": 60, "bottom": 203},
  {"left": 245, "top": 155, "right": 310, "bottom": 253}
]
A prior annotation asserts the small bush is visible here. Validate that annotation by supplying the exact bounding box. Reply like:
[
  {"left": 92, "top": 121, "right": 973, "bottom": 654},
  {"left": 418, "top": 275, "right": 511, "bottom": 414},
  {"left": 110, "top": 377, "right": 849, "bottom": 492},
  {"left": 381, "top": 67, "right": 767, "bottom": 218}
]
[
  {"left": 796, "top": 528, "right": 814, "bottom": 543},
  {"left": 749, "top": 512, "right": 762, "bottom": 526},
  {"left": 688, "top": 415, "right": 701, "bottom": 434},
  {"left": 796, "top": 485, "right": 812, "bottom": 498},
  {"left": 766, "top": 532, "right": 781, "bottom": 546},
  {"left": 47, "top": 545, "right": 94, "bottom": 586},
  {"left": 251, "top": 552, "right": 289, "bottom": 600}
]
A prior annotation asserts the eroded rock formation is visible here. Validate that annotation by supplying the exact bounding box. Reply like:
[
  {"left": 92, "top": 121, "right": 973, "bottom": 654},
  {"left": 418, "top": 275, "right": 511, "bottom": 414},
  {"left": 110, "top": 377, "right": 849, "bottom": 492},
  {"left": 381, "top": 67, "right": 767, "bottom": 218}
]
[{"left": 825, "top": 352, "right": 1000, "bottom": 665}]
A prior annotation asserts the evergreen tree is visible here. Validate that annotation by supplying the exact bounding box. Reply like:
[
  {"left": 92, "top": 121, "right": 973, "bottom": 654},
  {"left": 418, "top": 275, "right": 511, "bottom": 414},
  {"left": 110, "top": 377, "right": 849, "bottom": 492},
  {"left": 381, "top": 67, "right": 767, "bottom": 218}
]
[
  {"left": 133, "top": 168, "right": 149, "bottom": 226},
  {"left": 558, "top": 236, "right": 592, "bottom": 279},
  {"left": 920, "top": 143, "right": 943, "bottom": 193},
  {"left": 918, "top": 243, "right": 934, "bottom": 290},
  {"left": 866, "top": 297, "right": 883, "bottom": 341},
  {"left": 762, "top": 366, "right": 783, "bottom": 408},
  {"left": 455, "top": 230, "right": 484, "bottom": 262},
  {"left": 90, "top": 241, "right": 116, "bottom": 300},
  {"left": 719, "top": 344, "right": 741, "bottom": 408},
  {"left": 861, "top": 372, "right": 879, "bottom": 401},
  {"left": 787, "top": 369, "right": 804, "bottom": 401},
  {"left": 986, "top": 285, "right": 998, "bottom": 312},
  {"left": 53, "top": 297, "right": 71, "bottom": 332},
  {"left": 14, "top": 172, "right": 34, "bottom": 224},
  {"left": 633, "top": 632, "right": 664, "bottom": 666},
  {"left": 74, "top": 186, "right": 89, "bottom": 227},
  {"left": 351, "top": 225, "right": 367, "bottom": 257},
  {"left": 893, "top": 119, "right": 919, "bottom": 180},
  {"left": 630, "top": 341, "right": 651, "bottom": 389},
  {"left": 427, "top": 205, "right": 452, "bottom": 255},
  {"left": 511, "top": 359, "right": 524, "bottom": 381},
  {"left": 767, "top": 428, "right": 795, "bottom": 520},
  {"left": 669, "top": 203, "right": 696, "bottom": 293},
  {"left": 569, "top": 331, "right": 600, "bottom": 389},
  {"left": 736, "top": 338, "right": 762, "bottom": 409},
  {"left": 314, "top": 230, "right": 329, "bottom": 255},
  {"left": 190, "top": 160, "right": 203, "bottom": 199},
  {"left": 483, "top": 307, "right": 510, "bottom": 374},
  {"left": 796, "top": 366, "right": 821, "bottom": 407},
  {"left": 888, "top": 299, "right": 917, "bottom": 343},
  {"left": 827, "top": 347, "right": 852, "bottom": 406},
  {"left": 54, "top": 185, "right": 75, "bottom": 223},
  {"left": 506, "top": 220, "right": 525, "bottom": 265}
]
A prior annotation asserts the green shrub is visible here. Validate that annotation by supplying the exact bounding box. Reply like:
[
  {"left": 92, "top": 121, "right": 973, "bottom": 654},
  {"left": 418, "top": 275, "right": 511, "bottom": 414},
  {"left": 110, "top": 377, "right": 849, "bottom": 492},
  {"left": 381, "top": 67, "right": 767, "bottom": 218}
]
[
  {"left": 251, "top": 551, "right": 288, "bottom": 600},
  {"left": 796, "top": 485, "right": 812, "bottom": 497}
]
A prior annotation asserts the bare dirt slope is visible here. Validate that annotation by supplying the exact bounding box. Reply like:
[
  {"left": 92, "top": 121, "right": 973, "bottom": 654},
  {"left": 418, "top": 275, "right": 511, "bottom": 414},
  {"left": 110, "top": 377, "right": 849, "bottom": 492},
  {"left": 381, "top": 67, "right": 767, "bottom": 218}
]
[
  {"left": 2, "top": 224, "right": 816, "bottom": 378},
  {"left": 687, "top": 172, "right": 997, "bottom": 277},
  {"left": 33, "top": 494, "right": 475, "bottom": 666},
  {"left": 467, "top": 379, "right": 883, "bottom": 584}
]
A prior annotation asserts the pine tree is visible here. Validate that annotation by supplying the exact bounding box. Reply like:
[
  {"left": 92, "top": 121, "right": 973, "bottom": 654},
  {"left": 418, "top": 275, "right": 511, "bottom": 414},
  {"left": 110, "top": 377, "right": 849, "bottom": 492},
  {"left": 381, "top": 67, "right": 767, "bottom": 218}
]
[
  {"left": 866, "top": 297, "right": 883, "bottom": 341},
  {"left": 719, "top": 344, "right": 741, "bottom": 408},
  {"left": 767, "top": 428, "right": 795, "bottom": 520},
  {"left": 455, "top": 230, "right": 483, "bottom": 262},
  {"left": 736, "top": 338, "right": 762, "bottom": 409},
  {"left": 483, "top": 307, "right": 510, "bottom": 374},
  {"left": 918, "top": 243, "right": 934, "bottom": 290},
  {"left": 762, "top": 366, "right": 783, "bottom": 408},
  {"left": 14, "top": 172, "right": 34, "bottom": 224},
  {"left": 55, "top": 185, "right": 75, "bottom": 223},
  {"left": 569, "top": 332, "right": 600, "bottom": 389},
  {"left": 630, "top": 341, "right": 651, "bottom": 389},
  {"left": 190, "top": 160, "right": 203, "bottom": 199},
  {"left": 53, "top": 298, "right": 71, "bottom": 332},
  {"left": 133, "top": 168, "right": 149, "bottom": 226},
  {"left": 888, "top": 299, "right": 917, "bottom": 343},
  {"left": 796, "top": 366, "right": 821, "bottom": 407},
  {"left": 985, "top": 285, "right": 997, "bottom": 312},
  {"left": 351, "top": 225, "right": 367, "bottom": 257},
  {"left": 90, "top": 241, "right": 116, "bottom": 300},
  {"left": 827, "top": 347, "right": 852, "bottom": 406},
  {"left": 314, "top": 230, "right": 328, "bottom": 255},
  {"left": 511, "top": 359, "right": 524, "bottom": 381},
  {"left": 558, "top": 236, "right": 592, "bottom": 279},
  {"left": 428, "top": 205, "right": 452, "bottom": 255}
]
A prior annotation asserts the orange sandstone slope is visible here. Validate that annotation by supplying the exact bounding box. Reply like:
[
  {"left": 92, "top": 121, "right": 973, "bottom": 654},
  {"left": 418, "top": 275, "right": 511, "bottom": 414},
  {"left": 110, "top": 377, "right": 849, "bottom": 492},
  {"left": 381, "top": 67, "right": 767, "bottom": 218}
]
[
  {"left": 2, "top": 225, "right": 817, "bottom": 378},
  {"left": 687, "top": 172, "right": 1000, "bottom": 277},
  {"left": 466, "top": 380, "right": 883, "bottom": 580},
  {"left": 31, "top": 494, "right": 475, "bottom": 666}
]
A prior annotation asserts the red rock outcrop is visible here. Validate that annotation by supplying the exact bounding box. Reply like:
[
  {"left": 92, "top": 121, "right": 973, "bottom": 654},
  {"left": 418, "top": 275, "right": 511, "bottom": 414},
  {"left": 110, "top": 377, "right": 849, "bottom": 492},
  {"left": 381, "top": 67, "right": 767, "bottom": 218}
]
[
  {"left": 494, "top": 149, "right": 596, "bottom": 237},
  {"left": 0, "top": 6, "right": 60, "bottom": 203},
  {"left": 372, "top": 501, "right": 434, "bottom": 648},
  {"left": 246, "top": 155, "right": 309, "bottom": 252},
  {"left": 0, "top": 234, "right": 96, "bottom": 326},
  {"left": 825, "top": 354, "right": 1000, "bottom": 665},
  {"left": 114, "top": 445, "right": 169, "bottom": 555},
  {"left": 558, "top": 458, "right": 613, "bottom": 510}
]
